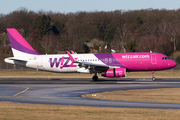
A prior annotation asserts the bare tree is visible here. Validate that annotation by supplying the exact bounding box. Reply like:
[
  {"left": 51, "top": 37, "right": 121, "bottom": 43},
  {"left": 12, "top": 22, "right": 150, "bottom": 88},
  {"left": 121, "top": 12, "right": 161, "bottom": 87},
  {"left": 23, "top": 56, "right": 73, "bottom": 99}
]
[
  {"left": 113, "top": 24, "right": 130, "bottom": 53},
  {"left": 7, "top": 8, "right": 37, "bottom": 37},
  {"left": 158, "top": 21, "right": 180, "bottom": 52},
  {"left": 40, "top": 32, "right": 59, "bottom": 54}
]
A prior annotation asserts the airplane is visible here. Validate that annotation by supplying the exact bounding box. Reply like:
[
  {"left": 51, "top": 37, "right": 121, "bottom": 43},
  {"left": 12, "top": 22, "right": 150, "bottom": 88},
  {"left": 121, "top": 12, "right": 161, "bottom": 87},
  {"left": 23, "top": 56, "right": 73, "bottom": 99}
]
[{"left": 5, "top": 28, "right": 177, "bottom": 81}]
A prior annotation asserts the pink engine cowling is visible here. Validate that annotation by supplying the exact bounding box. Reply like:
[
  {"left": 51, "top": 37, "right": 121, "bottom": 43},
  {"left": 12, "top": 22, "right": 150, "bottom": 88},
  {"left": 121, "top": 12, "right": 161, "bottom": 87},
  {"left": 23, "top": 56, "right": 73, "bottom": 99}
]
[{"left": 102, "top": 68, "right": 126, "bottom": 77}]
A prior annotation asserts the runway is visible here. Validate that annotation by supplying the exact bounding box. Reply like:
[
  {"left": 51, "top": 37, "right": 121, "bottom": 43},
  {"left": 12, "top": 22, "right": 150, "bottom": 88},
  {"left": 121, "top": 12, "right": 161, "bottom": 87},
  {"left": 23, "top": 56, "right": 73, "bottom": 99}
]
[
  {"left": 1, "top": 78, "right": 180, "bottom": 84},
  {"left": 0, "top": 78, "right": 180, "bottom": 109}
]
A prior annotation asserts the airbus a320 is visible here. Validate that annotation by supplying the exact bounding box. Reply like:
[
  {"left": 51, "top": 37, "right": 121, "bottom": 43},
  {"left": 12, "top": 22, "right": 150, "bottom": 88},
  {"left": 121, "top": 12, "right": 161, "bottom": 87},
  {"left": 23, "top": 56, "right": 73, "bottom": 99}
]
[{"left": 5, "top": 28, "right": 177, "bottom": 81}]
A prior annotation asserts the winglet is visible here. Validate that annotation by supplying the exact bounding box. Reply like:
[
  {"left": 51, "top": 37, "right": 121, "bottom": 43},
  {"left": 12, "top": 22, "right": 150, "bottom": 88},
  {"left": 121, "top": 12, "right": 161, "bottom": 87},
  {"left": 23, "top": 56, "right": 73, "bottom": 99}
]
[
  {"left": 71, "top": 50, "right": 75, "bottom": 54},
  {"left": 66, "top": 51, "right": 75, "bottom": 61}
]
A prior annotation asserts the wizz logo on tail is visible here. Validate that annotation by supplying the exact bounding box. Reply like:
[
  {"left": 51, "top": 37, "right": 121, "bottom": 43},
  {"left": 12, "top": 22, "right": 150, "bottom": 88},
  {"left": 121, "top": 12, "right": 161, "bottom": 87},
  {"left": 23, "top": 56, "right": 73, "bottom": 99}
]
[{"left": 49, "top": 57, "right": 77, "bottom": 69}]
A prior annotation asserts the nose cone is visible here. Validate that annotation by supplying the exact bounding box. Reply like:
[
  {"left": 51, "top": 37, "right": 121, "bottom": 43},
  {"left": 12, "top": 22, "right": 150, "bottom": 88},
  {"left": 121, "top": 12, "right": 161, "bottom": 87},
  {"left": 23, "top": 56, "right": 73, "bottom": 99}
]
[{"left": 170, "top": 60, "right": 177, "bottom": 68}]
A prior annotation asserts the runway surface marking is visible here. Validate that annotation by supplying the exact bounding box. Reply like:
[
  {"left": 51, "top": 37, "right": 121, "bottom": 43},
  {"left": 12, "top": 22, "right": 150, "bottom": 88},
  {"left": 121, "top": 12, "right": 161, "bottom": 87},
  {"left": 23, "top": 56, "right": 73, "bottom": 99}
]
[
  {"left": 117, "top": 82, "right": 180, "bottom": 84},
  {"left": 13, "top": 87, "right": 29, "bottom": 97}
]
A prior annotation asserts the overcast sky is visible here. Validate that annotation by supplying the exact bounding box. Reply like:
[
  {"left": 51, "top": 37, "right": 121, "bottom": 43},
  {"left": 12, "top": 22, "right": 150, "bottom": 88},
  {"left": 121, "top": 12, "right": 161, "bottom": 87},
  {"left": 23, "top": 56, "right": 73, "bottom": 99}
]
[{"left": 1, "top": 0, "right": 180, "bottom": 14}]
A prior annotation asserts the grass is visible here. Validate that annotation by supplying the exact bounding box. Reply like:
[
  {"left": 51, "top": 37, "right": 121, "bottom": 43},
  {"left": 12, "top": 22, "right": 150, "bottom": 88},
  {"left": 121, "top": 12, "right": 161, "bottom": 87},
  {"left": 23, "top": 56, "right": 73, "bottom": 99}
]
[
  {"left": 85, "top": 88, "right": 180, "bottom": 104},
  {"left": 0, "top": 69, "right": 179, "bottom": 78},
  {"left": 0, "top": 70, "right": 93, "bottom": 78},
  {"left": 0, "top": 102, "right": 180, "bottom": 120}
]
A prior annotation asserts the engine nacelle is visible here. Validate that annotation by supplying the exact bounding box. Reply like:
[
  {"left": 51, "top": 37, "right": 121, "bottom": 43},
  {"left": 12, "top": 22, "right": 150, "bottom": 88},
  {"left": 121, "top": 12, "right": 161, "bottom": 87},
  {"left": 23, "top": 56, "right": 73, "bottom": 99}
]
[
  {"left": 102, "top": 68, "right": 126, "bottom": 77},
  {"left": 77, "top": 67, "right": 90, "bottom": 73}
]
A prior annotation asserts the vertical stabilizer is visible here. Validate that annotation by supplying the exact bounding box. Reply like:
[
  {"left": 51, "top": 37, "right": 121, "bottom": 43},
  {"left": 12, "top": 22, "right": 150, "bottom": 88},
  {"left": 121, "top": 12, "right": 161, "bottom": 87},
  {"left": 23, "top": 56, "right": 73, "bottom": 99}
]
[{"left": 7, "top": 28, "right": 40, "bottom": 57}]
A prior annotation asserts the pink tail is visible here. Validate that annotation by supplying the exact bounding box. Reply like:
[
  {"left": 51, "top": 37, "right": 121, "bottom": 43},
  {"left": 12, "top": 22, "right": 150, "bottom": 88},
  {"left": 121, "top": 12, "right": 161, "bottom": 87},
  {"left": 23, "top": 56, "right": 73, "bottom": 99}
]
[{"left": 7, "top": 28, "right": 40, "bottom": 56}]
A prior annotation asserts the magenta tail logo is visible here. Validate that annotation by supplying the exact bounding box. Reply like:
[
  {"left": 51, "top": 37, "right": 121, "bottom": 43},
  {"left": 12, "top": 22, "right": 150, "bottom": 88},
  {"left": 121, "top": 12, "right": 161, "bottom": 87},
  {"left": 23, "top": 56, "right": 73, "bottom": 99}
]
[
  {"left": 60, "top": 56, "right": 64, "bottom": 69},
  {"left": 49, "top": 57, "right": 77, "bottom": 68}
]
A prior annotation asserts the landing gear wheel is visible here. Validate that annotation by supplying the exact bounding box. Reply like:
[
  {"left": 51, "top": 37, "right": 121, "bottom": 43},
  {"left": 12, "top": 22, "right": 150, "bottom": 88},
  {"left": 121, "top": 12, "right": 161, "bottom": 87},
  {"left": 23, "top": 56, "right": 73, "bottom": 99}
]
[
  {"left": 92, "top": 75, "right": 98, "bottom": 81},
  {"left": 151, "top": 71, "right": 156, "bottom": 81}
]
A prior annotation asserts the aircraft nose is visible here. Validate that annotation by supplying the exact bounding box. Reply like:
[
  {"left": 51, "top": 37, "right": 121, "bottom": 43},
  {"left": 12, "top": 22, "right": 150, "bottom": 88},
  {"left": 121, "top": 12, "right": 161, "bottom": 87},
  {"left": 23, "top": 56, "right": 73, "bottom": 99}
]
[
  {"left": 169, "top": 60, "right": 177, "bottom": 68},
  {"left": 173, "top": 61, "right": 177, "bottom": 67}
]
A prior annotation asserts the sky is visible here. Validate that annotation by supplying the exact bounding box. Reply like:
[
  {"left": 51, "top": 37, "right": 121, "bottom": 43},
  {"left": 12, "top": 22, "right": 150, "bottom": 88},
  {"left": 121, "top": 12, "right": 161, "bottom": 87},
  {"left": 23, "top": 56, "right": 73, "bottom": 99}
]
[{"left": 1, "top": 0, "right": 180, "bottom": 14}]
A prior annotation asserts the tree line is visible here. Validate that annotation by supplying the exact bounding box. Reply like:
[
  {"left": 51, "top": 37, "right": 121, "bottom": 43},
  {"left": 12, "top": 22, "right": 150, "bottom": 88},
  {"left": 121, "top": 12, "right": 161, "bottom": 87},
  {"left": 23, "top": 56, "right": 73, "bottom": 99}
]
[{"left": 0, "top": 8, "right": 180, "bottom": 62}]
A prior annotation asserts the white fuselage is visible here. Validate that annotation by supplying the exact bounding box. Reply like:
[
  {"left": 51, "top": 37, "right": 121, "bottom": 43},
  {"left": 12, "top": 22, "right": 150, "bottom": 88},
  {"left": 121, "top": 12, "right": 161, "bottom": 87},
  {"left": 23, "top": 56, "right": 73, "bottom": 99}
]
[{"left": 5, "top": 54, "right": 106, "bottom": 73}]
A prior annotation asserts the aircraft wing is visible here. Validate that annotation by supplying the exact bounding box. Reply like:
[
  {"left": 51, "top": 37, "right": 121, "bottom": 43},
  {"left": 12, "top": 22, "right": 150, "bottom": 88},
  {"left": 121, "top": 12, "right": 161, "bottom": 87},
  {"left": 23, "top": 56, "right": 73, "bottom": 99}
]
[{"left": 66, "top": 51, "right": 117, "bottom": 70}]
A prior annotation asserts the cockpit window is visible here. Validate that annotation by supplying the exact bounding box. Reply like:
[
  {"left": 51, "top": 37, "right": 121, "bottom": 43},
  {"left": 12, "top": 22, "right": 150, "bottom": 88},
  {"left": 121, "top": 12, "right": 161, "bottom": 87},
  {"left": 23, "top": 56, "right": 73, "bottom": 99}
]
[{"left": 162, "top": 57, "right": 170, "bottom": 60}]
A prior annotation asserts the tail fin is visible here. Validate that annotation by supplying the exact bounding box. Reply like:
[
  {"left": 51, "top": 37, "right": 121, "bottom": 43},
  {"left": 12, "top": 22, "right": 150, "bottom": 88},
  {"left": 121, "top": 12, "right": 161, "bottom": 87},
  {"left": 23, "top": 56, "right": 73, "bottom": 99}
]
[{"left": 7, "top": 28, "right": 40, "bottom": 57}]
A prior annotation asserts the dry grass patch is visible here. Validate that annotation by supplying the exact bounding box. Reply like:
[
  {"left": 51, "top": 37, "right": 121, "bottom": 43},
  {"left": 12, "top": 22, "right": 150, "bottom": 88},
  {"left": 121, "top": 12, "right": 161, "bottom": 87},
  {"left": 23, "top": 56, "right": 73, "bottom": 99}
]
[
  {"left": 0, "top": 70, "right": 96, "bottom": 78},
  {"left": 86, "top": 88, "right": 180, "bottom": 103},
  {"left": 0, "top": 70, "right": 179, "bottom": 78},
  {"left": 126, "top": 71, "right": 180, "bottom": 78},
  {"left": 0, "top": 102, "right": 180, "bottom": 120}
]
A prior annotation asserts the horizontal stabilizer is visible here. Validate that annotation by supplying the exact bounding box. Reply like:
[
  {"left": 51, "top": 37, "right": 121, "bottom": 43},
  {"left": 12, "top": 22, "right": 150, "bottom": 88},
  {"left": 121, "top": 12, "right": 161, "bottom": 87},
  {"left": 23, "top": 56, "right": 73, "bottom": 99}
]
[{"left": 5, "top": 57, "right": 29, "bottom": 62}]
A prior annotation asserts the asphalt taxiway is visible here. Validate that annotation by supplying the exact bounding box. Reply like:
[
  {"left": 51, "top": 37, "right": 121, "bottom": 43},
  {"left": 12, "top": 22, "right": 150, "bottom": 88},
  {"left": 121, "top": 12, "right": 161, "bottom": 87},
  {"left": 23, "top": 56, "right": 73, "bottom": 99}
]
[
  {"left": 1, "top": 78, "right": 180, "bottom": 109},
  {"left": 1, "top": 78, "right": 180, "bottom": 84}
]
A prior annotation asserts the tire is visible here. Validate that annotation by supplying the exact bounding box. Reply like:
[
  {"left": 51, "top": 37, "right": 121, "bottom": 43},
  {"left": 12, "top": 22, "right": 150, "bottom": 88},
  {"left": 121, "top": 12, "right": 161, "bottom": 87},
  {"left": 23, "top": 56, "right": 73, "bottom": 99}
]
[
  {"left": 92, "top": 76, "right": 98, "bottom": 81},
  {"left": 152, "top": 77, "right": 156, "bottom": 81}
]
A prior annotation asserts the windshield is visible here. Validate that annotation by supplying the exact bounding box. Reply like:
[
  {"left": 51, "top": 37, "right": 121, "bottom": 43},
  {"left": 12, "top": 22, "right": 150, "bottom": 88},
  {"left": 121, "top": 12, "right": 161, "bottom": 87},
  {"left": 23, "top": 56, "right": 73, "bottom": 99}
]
[{"left": 162, "top": 57, "right": 170, "bottom": 60}]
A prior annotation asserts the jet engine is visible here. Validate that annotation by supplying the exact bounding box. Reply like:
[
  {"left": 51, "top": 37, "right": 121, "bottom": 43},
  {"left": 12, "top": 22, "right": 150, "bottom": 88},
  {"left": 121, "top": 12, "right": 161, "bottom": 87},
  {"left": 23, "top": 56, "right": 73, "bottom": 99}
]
[{"left": 102, "top": 68, "right": 126, "bottom": 77}]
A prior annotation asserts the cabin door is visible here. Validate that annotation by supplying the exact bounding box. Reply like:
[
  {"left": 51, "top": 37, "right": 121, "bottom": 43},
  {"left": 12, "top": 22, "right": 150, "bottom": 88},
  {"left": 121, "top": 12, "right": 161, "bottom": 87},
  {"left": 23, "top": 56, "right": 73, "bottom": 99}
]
[
  {"left": 37, "top": 56, "right": 43, "bottom": 67},
  {"left": 151, "top": 54, "right": 156, "bottom": 64}
]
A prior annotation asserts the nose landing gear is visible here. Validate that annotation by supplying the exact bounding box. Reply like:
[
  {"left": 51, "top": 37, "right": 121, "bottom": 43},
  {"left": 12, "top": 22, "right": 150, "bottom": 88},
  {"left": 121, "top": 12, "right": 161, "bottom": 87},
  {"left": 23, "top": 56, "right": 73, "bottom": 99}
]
[{"left": 151, "top": 71, "right": 156, "bottom": 81}]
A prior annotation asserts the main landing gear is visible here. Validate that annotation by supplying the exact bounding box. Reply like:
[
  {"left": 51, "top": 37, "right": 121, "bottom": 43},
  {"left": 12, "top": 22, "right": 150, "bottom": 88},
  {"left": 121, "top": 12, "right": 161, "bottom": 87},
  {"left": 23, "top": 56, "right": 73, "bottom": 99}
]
[
  {"left": 92, "top": 73, "right": 98, "bottom": 81},
  {"left": 151, "top": 71, "right": 156, "bottom": 81}
]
